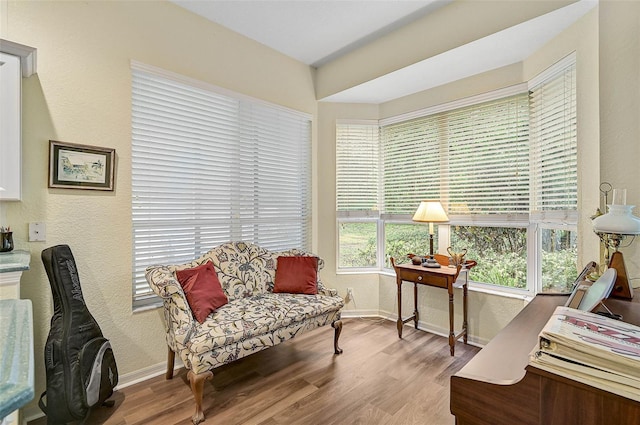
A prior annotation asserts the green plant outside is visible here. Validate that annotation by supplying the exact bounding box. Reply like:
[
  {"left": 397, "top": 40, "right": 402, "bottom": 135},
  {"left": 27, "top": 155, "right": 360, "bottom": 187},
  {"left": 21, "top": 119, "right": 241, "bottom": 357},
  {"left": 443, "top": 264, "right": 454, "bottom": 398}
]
[
  {"left": 339, "top": 223, "right": 578, "bottom": 292},
  {"left": 338, "top": 222, "right": 377, "bottom": 268}
]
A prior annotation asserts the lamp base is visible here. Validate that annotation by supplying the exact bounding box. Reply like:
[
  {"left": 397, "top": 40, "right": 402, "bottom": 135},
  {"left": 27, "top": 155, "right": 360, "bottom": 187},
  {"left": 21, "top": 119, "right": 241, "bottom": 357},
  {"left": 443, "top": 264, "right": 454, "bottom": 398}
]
[
  {"left": 422, "top": 257, "right": 441, "bottom": 268},
  {"left": 608, "top": 251, "right": 633, "bottom": 299}
]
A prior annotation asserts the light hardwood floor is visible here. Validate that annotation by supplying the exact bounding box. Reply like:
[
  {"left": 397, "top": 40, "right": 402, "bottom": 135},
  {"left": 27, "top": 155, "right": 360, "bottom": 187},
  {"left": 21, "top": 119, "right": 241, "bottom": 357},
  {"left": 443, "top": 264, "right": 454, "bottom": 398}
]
[{"left": 30, "top": 318, "right": 480, "bottom": 425}]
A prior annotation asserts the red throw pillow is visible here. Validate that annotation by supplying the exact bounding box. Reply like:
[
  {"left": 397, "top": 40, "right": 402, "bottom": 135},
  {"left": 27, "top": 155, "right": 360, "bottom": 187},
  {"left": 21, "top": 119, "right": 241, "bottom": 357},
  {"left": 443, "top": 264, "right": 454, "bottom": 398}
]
[
  {"left": 273, "top": 256, "right": 318, "bottom": 295},
  {"left": 176, "top": 261, "right": 228, "bottom": 323}
]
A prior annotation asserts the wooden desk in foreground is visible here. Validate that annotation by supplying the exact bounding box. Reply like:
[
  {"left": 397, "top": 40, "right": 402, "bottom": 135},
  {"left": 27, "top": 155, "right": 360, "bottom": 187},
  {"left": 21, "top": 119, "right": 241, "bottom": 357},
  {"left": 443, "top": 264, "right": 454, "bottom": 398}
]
[{"left": 450, "top": 292, "right": 640, "bottom": 425}]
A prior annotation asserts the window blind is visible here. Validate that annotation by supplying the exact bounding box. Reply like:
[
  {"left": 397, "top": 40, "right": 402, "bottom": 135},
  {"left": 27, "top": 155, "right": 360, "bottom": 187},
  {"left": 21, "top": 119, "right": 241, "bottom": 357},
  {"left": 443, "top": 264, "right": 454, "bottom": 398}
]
[
  {"left": 335, "top": 122, "right": 380, "bottom": 216},
  {"left": 380, "top": 93, "right": 530, "bottom": 215},
  {"left": 338, "top": 80, "right": 575, "bottom": 218},
  {"left": 444, "top": 95, "right": 530, "bottom": 215},
  {"left": 131, "top": 64, "right": 312, "bottom": 306},
  {"left": 529, "top": 54, "right": 577, "bottom": 216},
  {"left": 381, "top": 116, "right": 442, "bottom": 215}
]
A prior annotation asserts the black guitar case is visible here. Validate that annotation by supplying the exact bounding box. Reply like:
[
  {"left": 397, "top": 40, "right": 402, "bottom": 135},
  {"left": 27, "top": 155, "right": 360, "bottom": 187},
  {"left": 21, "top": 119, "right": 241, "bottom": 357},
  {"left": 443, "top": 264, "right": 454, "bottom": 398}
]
[{"left": 39, "top": 244, "right": 118, "bottom": 424}]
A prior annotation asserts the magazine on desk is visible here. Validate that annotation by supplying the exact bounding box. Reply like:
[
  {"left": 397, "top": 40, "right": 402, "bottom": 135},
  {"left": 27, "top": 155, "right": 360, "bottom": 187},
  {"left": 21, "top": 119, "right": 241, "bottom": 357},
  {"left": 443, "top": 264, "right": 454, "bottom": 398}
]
[{"left": 529, "top": 306, "right": 640, "bottom": 401}]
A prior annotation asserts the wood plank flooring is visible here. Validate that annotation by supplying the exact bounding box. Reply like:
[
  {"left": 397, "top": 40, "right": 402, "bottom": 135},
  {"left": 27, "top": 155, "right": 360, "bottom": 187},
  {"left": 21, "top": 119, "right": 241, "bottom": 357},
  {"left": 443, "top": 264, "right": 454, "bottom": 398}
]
[{"left": 30, "top": 318, "right": 480, "bottom": 425}]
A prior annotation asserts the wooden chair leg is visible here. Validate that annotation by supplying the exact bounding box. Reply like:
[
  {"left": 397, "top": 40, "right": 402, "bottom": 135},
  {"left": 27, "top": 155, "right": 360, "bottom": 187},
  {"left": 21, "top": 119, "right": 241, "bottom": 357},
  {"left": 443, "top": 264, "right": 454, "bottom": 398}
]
[
  {"left": 332, "top": 319, "right": 343, "bottom": 354},
  {"left": 187, "top": 370, "right": 213, "bottom": 425},
  {"left": 166, "top": 346, "right": 175, "bottom": 379}
]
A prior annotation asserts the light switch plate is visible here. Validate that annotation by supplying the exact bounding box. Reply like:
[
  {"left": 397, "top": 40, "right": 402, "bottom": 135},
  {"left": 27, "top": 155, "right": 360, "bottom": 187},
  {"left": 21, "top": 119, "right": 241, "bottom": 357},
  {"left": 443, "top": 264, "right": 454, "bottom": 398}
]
[{"left": 29, "top": 222, "right": 46, "bottom": 242}]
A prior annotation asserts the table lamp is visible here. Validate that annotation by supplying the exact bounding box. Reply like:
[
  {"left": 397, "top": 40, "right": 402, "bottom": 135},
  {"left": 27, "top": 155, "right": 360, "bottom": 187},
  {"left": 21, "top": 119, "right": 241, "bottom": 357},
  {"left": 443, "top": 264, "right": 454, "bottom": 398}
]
[
  {"left": 412, "top": 200, "right": 449, "bottom": 268},
  {"left": 592, "top": 188, "right": 640, "bottom": 299}
]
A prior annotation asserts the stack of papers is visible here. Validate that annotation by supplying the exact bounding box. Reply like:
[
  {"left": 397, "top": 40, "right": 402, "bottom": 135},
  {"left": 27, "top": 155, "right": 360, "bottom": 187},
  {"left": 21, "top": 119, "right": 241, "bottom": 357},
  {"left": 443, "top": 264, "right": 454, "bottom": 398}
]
[{"left": 529, "top": 306, "right": 640, "bottom": 401}]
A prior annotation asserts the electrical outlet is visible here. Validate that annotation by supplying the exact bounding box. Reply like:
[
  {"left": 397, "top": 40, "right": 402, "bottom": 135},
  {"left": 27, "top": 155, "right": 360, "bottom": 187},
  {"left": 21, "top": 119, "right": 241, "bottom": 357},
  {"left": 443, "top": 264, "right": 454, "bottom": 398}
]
[
  {"left": 346, "top": 287, "right": 354, "bottom": 303},
  {"left": 29, "top": 222, "right": 46, "bottom": 242}
]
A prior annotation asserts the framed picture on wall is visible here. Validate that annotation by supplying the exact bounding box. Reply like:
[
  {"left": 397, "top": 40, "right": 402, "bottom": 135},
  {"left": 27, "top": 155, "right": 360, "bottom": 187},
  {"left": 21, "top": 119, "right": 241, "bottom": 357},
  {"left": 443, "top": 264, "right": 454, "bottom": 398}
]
[{"left": 48, "top": 140, "right": 116, "bottom": 191}]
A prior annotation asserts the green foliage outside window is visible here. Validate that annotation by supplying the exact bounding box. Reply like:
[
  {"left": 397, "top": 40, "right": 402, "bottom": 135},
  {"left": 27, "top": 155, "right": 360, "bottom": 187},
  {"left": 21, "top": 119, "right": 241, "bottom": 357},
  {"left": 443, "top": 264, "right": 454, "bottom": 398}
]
[
  {"left": 450, "top": 226, "right": 528, "bottom": 289},
  {"left": 384, "top": 224, "right": 434, "bottom": 267},
  {"left": 338, "top": 222, "right": 376, "bottom": 268},
  {"left": 339, "top": 223, "right": 435, "bottom": 268},
  {"left": 541, "top": 228, "right": 578, "bottom": 293},
  {"left": 339, "top": 223, "right": 578, "bottom": 292}
]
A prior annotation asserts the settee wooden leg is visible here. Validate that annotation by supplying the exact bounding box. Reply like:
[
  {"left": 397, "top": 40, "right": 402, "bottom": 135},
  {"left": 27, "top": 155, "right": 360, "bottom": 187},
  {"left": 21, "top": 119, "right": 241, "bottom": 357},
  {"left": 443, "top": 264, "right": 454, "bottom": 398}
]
[
  {"left": 332, "top": 319, "right": 343, "bottom": 354},
  {"left": 187, "top": 370, "right": 213, "bottom": 425},
  {"left": 166, "top": 346, "right": 175, "bottom": 379}
]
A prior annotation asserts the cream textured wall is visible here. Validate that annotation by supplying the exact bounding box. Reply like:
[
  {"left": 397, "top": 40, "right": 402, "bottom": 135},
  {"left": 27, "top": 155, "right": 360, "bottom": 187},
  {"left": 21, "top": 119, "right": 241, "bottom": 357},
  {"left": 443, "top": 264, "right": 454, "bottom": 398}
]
[
  {"left": 2, "top": 0, "right": 316, "bottom": 416},
  {"left": 599, "top": 1, "right": 640, "bottom": 282}
]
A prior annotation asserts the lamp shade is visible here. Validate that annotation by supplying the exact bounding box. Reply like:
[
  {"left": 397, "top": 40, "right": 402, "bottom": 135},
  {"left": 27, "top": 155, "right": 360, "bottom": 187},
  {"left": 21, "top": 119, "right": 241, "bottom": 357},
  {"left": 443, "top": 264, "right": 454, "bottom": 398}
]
[
  {"left": 592, "top": 204, "right": 640, "bottom": 235},
  {"left": 412, "top": 200, "right": 449, "bottom": 223}
]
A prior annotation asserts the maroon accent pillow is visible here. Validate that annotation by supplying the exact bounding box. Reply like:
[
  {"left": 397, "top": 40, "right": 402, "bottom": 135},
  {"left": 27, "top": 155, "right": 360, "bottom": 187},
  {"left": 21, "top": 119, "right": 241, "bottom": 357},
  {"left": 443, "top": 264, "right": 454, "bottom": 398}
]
[
  {"left": 273, "top": 256, "right": 318, "bottom": 295},
  {"left": 175, "top": 261, "right": 228, "bottom": 323}
]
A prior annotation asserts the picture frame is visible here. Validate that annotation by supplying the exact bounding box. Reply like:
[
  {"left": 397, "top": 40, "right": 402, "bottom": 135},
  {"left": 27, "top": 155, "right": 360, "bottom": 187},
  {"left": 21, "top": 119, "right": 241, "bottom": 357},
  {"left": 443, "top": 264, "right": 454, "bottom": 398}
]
[{"left": 49, "top": 140, "right": 116, "bottom": 191}]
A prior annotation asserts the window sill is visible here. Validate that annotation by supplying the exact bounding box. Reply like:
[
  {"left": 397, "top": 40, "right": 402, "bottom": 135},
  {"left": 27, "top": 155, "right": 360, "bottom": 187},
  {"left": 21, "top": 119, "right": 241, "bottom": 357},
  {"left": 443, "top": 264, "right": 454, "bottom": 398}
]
[
  {"left": 133, "top": 296, "right": 163, "bottom": 313},
  {"left": 347, "top": 268, "right": 534, "bottom": 301},
  {"left": 467, "top": 282, "right": 533, "bottom": 302}
]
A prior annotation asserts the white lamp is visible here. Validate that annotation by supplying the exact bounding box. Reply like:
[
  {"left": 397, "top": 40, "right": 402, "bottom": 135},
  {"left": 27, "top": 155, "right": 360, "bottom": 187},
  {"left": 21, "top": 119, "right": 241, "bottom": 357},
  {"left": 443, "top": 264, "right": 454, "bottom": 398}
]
[
  {"left": 412, "top": 200, "right": 449, "bottom": 268},
  {"left": 592, "top": 188, "right": 640, "bottom": 299}
]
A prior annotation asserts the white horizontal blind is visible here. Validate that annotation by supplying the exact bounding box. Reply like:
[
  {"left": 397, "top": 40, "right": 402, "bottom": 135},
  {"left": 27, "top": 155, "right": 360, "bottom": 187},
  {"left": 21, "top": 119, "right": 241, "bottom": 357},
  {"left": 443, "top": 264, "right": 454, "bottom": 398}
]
[
  {"left": 380, "top": 93, "right": 529, "bottom": 215},
  {"left": 530, "top": 56, "right": 577, "bottom": 214},
  {"left": 444, "top": 94, "right": 530, "bottom": 214},
  {"left": 336, "top": 122, "right": 380, "bottom": 215},
  {"left": 381, "top": 116, "right": 442, "bottom": 214},
  {"left": 132, "top": 66, "right": 311, "bottom": 305}
]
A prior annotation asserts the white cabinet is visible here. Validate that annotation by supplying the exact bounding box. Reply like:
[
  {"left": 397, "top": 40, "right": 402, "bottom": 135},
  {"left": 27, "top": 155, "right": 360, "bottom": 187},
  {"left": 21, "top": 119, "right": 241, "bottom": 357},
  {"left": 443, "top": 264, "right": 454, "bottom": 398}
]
[
  {"left": 0, "top": 52, "right": 21, "bottom": 201},
  {"left": 0, "top": 40, "right": 37, "bottom": 202}
]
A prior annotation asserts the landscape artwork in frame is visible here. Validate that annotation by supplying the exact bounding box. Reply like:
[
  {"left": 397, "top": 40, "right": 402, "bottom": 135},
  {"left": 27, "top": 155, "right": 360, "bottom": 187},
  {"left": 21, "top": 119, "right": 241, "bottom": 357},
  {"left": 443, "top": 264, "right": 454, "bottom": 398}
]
[{"left": 49, "top": 140, "right": 115, "bottom": 190}]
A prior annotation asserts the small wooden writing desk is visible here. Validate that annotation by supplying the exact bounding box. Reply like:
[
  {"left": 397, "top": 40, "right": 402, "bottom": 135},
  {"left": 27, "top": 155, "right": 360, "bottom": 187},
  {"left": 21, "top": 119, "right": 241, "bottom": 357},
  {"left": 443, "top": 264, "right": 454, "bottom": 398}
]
[{"left": 391, "top": 256, "right": 474, "bottom": 356}]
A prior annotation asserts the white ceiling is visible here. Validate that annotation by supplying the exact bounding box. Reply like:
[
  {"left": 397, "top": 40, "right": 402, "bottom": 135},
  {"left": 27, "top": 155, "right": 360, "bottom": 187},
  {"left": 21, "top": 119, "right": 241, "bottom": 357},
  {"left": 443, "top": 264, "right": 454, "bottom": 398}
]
[
  {"left": 170, "top": 0, "right": 597, "bottom": 103},
  {"left": 170, "top": 0, "right": 449, "bottom": 67}
]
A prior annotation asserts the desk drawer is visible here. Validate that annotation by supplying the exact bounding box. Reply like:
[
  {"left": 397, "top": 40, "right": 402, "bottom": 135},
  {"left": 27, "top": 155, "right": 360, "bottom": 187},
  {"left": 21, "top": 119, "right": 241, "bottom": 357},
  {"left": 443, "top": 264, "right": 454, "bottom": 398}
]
[{"left": 397, "top": 269, "right": 449, "bottom": 289}]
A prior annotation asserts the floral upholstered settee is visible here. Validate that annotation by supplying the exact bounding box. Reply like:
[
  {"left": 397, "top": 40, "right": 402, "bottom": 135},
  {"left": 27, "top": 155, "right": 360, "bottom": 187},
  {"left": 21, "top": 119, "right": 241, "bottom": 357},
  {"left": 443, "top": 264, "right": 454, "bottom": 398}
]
[{"left": 145, "top": 241, "right": 344, "bottom": 424}]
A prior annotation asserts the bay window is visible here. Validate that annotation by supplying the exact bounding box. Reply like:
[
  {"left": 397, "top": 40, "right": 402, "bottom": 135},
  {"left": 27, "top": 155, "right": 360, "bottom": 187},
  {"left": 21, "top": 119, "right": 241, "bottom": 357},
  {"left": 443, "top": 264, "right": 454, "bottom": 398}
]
[{"left": 336, "top": 54, "right": 577, "bottom": 294}]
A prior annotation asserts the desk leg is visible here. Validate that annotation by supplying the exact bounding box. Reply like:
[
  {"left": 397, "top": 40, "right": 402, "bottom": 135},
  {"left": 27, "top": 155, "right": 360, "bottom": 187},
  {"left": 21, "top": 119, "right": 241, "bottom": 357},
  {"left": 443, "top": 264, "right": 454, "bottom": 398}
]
[
  {"left": 414, "top": 282, "right": 419, "bottom": 330},
  {"left": 463, "top": 281, "right": 468, "bottom": 345},
  {"left": 449, "top": 286, "right": 455, "bottom": 356},
  {"left": 397, "top": 278, "right": 403, "bottom": 338}
]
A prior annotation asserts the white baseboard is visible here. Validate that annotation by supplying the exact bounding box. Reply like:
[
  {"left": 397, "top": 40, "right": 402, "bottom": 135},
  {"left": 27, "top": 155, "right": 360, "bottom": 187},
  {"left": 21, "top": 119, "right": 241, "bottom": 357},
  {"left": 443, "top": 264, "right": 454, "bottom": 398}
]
[
  {"left": 344, "top": 308, "right": 488, "bottom": 348},
  {"left": 340, "top": 309, "right": 381, "bottom": 318},
  {"left": 114, "top": 359, "right": 185, "bottom": 390}
]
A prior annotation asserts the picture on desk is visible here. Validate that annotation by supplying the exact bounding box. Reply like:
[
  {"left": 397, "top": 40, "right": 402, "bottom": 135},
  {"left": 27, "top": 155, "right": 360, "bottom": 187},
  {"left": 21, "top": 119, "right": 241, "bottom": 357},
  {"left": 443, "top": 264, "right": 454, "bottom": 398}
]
[{"left": 565, "top": 268, "right": 617, "bottom": 312}]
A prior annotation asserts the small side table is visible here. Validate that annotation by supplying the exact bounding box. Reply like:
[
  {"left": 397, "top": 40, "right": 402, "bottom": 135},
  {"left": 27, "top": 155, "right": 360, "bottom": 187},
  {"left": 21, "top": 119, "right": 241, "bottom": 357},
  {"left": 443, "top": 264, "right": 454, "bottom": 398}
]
[{"left": 391, "top": 255, "right": 476, "bottom": 356}]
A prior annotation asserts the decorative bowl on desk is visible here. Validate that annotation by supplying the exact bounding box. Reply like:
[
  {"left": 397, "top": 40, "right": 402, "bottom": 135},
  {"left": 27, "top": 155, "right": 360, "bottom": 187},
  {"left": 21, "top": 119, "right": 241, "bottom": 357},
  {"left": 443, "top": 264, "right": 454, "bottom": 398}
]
[
  {"left": 409, "top": 254, "right": 424, "bottom": 265},
  {"left": 447, "top": 247, "right": 467, "bottom": 267}
]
